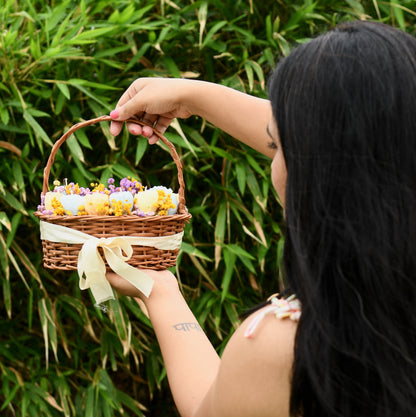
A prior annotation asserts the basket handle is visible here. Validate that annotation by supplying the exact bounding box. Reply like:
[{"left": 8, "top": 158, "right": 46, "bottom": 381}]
[{"left": 42, "top": 115, "right": 187, "bottom": 214}]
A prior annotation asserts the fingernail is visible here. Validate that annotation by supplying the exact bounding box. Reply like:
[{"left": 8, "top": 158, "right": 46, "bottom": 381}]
[{"left": 110, "top": 109, "right": 119, "bottom": 119}]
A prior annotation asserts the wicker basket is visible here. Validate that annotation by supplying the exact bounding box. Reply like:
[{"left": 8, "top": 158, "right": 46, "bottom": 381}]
[{"left": 34, "top": 115, "right": 192, "bottom": 271}]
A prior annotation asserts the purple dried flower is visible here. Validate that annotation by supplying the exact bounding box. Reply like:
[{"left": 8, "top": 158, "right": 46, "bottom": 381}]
[{"left": 120, "top": 177, "right": 132, "bottom": 191}]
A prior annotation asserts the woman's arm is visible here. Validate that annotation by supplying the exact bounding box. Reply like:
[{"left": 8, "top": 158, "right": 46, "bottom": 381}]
[
  {"left": 107, "top": 271, "right": 295, "bottom": 417},
  {"left": 109, "top": 78, "right": 274, "bottom": 158},
  {"left": 107, "top": 271, "right": 220, "bottom": 417}
]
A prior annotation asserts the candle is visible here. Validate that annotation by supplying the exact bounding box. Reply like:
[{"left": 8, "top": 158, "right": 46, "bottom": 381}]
[
  {"left": 61, "top": 194, "right": 86, "bottom": 216},
  {"left": 44, "top": 191, "right": 64, "bottom": 211},
  {"left": 110, "top": 191, "right": 134, "bottom": 216},
  {"left": 84, "top": 193, "right": 109, "bottom": 215},
  {"left": 168, "top": 193, "right": 179, "bottom": 215},
  {"left": 134, "top": 189, "right": 159, "bottom": 214}
]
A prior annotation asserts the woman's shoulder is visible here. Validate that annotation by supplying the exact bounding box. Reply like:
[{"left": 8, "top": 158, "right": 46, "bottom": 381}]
[{"left": 196, "top": 298, "right": 298, "bottom": 417}]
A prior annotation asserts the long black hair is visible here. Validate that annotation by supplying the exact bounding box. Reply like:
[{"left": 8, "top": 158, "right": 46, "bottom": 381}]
[{"left": 268, "top": 21, "right": 416, "bottom": 417}]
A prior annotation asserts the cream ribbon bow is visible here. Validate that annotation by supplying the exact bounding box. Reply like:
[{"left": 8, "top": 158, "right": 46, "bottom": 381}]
[{"left": 40, "top": 221, "right": 184, "bottom": 305}]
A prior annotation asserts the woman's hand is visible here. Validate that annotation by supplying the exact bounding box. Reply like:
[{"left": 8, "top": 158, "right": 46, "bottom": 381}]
[
  {"left": 109, "top": 78, "right": 198, "bottom": 144},
  {"left": 110, "top": 77, "right": 274, "bottom": 157},
  {"left": 106, "top": 269, "right": 179, "bottom": 303}
]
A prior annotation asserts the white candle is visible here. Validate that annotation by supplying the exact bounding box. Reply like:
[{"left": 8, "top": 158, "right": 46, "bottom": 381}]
[
  {"left": 61, "top": 194, "right": 85, "bottom": 216},
  {"left": 44, "top": 191, "right": 63, "bottom": 211},
  {"left": 84, "top": 193, "right": 109, "bottom": 215},
  {"left": 110, "top": 191, "right": 134, "bottom": 215},
  {"left": 168, "top": 193, "right": 179, "bottom": 215},
  {"left": 133, "top": 189, "right": 159, "bottom": 213}
]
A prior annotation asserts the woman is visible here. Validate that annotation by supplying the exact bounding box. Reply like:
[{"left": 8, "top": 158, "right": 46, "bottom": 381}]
[{"left": 107, "top": 21, "right": 416, "bottom": 417}]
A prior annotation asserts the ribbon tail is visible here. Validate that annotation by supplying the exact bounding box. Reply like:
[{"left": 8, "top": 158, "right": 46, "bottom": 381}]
[
  {"left": 85, "top": 270, "right": 115, "bottom": 305},
  {"left": 103, "top": 247, "right": 154, "bottom": 297},
  {"left": 78, "top": 240, "right": 115, "bottom": 305}
]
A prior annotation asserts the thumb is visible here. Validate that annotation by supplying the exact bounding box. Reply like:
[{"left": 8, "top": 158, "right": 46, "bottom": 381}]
[{"left": 112, "top": 90, "right": 148, "bottom": 121}]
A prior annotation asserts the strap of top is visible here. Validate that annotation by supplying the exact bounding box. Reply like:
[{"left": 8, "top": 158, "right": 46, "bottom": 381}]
[{"left": 244, "top": 294, "right": 301, "bottom": 338}]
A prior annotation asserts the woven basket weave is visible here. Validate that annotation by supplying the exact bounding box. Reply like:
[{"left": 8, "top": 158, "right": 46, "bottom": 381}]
[{"left": 34, "top": 115, "right": 192, "bottom": 271}]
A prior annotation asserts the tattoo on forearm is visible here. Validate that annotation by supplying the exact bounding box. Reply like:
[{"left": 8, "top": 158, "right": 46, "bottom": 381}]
[{"left": 172, "top": 322, "right": 202, "bottom": 332}]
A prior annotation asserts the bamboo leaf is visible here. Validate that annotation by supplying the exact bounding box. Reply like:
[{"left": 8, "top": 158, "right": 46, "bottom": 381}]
[
  {"left": 56, "top": 82, "right": 71, "bottom": 99},
  {"left": 135, "top": 136, "right": 148, "bottom": 165},
  {"left": 115, "top": 389, "right": 145, "bottom": 416},
  {"left": 246, "top": 153, "right": 267, "bottom": 179},
  {"left": 235, "top": 161, "right": 247, "bottom": 195},
  {"left": 0, "top": 186, "right": 28, "bottom": 215},
  {"left": 221, "top": 246, "right": 236, "bottom": 302},
  {"left": 10, "top": 240, "right": 43, "bottom": 286},
  {"left": 162, "top": 56, "right": 181, "bottom": 78},
  {"left": 6, "top": 245, "right": 30, "bottom": 290},
  {"left": 6, "top": 212, "right": 22, "bottom": 249},
  {"left": 45, "top": 0, "right": 71, "bottom": 32},
  {"left": 391, "top": 0, "right": 406, "bottom": 29},
  {"left": 211, "top": 146, "right": 236, "bottom": 161},
  {"left": 181, "top": 241, "right": 212, "bottom": 261},
  {"left": 0, "top": 384, "right": 20, "bottom": 411},
  {"left": 201, "top": 21, "right": 227, "bottom": 49},
  {"left": 110, "top": 299, "right": 130, "bottom": 355},
  {"left": 85, "top": 385, "right": 95, "bottom": 417},
  {"left": 111, "top": 163, "right": 138, "bottom": 180},
  {"left": 66, "top": 78, "right": 119, "bottom": 90},
  {"left": 223, "top": 300, "right": 239, "bottom": 329},
  {"left": 58, "top": 295, "right": 98, "bottom": 341},
  {"left": 198, "top": 1, "right": 208, "bottom": 47},
  {"left": 2, "top": 270, "right": 11, "bottom": 318},
  {"left": 38, "top": 298, "right": 50, "bottom": 368},
  {"left": 38, "top": 297, "right": 58, "bottom": 367},
  {"left": 214, "top": 201, "right": 227, "bottom": 269},
  {"left": 67, "top": 135, "right": 85, "bottom": 163},
  {"left": 227, "top": 243, "right": 256, "bottom": 273},
  {"left": 23, "top": 110, "right": 53, "bottom": 146},
  {"left": 50, "top": 10, "right": 74, "bottom": 48},
  {"left": 248, "top": 60, "right": 265, "bottom": 90},
  {"left": 0, "top": 211, "right": 11, "bottom": 230},
  {"left": 0, "top": 234, "right": 10, "bottom": 280},
  {"left": 0, "top": 106, "right": 10, "bottom": 125},
  {"left": 243, "top": 61, "right": 254, "bottom": 91},
  {"left": 67, "top": 27, "right": 116, "bottom": 43},
  {"left": 242, "top": 224, "right": 267, "bottom": 247},
  {"left": 12, "top": 160, "right": 26, "bottom": 201}
]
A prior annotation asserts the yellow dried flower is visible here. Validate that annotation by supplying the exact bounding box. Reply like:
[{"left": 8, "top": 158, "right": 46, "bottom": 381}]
[
  {"left": 92, "top": 183, "right": 105, "bottom": 192},
  {"left": 153, "top": 190, "right": 175, "bottom": 215},
  {"left": 77, "top": 205, "right": 88, "bottom": 216},
  {"left": 52, "top": 197, "right": 65, "bottom": 216},
  {"left": 96, "top": 201, "right": 110, "bottom": 215}
]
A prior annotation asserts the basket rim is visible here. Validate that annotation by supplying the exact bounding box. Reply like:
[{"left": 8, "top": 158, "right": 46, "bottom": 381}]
[{"left": 34, "top": 210, "right": 192, "bottom": 222}]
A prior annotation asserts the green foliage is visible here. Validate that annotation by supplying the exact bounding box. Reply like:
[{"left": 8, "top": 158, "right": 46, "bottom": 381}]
[{"left": 1, "top": 0, "right": 416, "bottom": 415}]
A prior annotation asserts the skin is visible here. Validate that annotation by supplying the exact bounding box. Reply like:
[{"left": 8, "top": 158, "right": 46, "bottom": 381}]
[
  {"left": 109, "top": 78, "right": 275, "bottom": 158},
  {"left": 268, "top": 119, "right": 287, "bottom": 205},
  {"left": 107, "top": 78, "right": 294, "bottom": 417}
]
